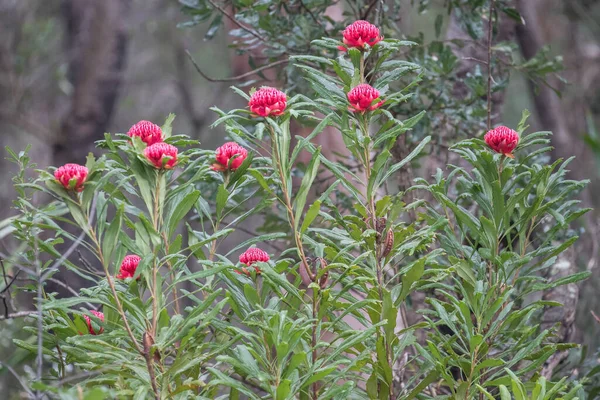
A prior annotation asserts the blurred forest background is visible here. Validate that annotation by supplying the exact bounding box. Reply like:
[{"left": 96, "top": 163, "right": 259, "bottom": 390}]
[{"left": 2, "top": 0, "right": 600, "bottom": 395}]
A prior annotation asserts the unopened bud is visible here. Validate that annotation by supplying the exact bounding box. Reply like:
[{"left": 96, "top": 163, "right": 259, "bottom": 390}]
[{"left": 382, "top": 229, "right": 394, "bottom": 258}]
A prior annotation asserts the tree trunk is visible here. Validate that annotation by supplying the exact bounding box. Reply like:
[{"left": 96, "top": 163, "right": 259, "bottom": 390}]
[
  {"left": 56, "top": 0, "right": 128, "bottom": 164},
  {"left": 515, "top": 0, "right": 598, "bottom": 377}
]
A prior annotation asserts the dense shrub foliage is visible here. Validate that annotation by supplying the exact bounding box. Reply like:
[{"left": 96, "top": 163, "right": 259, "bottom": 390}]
[{"left": 4, "top": 18, "right": 590, "bottom": 400}]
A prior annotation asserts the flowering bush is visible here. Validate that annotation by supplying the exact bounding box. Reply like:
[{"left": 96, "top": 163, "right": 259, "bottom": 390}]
[{"left": 4, "top": 20, "right": 590, "bottom": 400}]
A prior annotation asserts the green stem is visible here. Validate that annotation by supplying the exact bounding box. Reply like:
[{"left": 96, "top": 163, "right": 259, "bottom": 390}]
[
  {"left": 358, "top": 94, "right": 394, "bottom": 400},
  {"left": 86, "top": 212, "right": 142, "bottom": 355},
  {"left": 268, "top": 125, "right": 318, "bottom": 398},
  {"left": 151, "top": 174, "right": 162, "bottom": 336}
]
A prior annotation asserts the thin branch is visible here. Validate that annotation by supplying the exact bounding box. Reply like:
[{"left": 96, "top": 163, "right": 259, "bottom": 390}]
[
  {"left": 174, "top": 41, "right": 206, "bottom": 133},
  {"left": 299, "top": 0, "right": 326, "bottom": 32},
  {"left": 77, "top": 249, "right": 103, "bottom": 276},
  {"left": 1, "top": 257, "right": 19, "bottom": 319},
  {"left": 0, "top": 361, "right": 34, "bottom": 397},
  {"left": 463, "top": 56, "right": 488, "bottom": 65},
  {"left": 34, "top": 203, "right": 43, "bottom": 392},
  {"left": 185, "top": 50, "right": 288, "bottom": 83},
  {"left": 486, "top": 0, "right": 495, "bottom": 130},
  {"left": 361, "top": 0, "right": 379, "bottom": 21},
  {"left": 14, "top": 276, "right": 95, "bottom": 308},
  {"left": 0, "top": 310, "right": 36, "bottom": 320},
  {"left": 206, "top": 0, "right": 267, "bottom": 44}
]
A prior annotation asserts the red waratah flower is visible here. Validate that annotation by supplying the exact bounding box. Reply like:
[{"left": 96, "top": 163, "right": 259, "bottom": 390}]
[
  {"left": 127, "top": 120, "right": 163, "bottom": 146},
  {"left": 83, "top": 310, "right": 104, "bottom": 335},
  {"left": 347, "top": 84, "right": 384, "bottom": 113},
  {"left": 54, "top": 163, "right": 88, "bottom": 192},
  {"left": 144, "top": 142, "right": 178, "bottom": 169},
  {"left": 211, "top": 142, "right": 248, "bottom": 172},
  {"left": 484, "top": 126, "right": 520, "bottom": 158},
  {"left": 237, "top": 247, "right": 270, "bottom": 276},
  {"left": 117, "top": 255, "right": 141, "bottom": 280},
  {"left": 338, "top": 20, "right": 383, "bottom": 51},
  {"left": 248, "top": 87, "right": 287, "bottom": 117}
]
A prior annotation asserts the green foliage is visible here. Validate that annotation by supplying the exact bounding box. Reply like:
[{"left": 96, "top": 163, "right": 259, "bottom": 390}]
[
  {"left": 412, "top": 112, "right": 589, "bottom": 398},
  {"left": 181, "top": 0, "right": 565, "bottom": 158},
  {"left": 0, "top": 6, "right": 590, "bottom": 400}
]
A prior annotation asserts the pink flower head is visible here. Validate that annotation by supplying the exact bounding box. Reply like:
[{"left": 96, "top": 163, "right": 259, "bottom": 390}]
[
  {"left": 347, "top": 84, "right": 384, "bottom": 113},
  {"left": 211, "top": 142, "right": 248, "bottom": 172},
  {"left": 144, "top": 142, "right": 178, "bottom": 169},
  {"left": 54, "top": 163, "right": 88, "bottom": 192},
  {"left": 249, "top": 87, "right": 287, "bottom": 117},
  {"left": 127, "top": 120, "right": 163, "bottom": 146},
  {"left": 83, "top": 310, "right": 104, "bottom": 335},
  {"left": 338, "top": 20, "right": 383, "bottom": 51},
  {"left": 237, "top": 247, "right": 270, "bottom": 276},
  {"left": 484, "top": 126, "right": 520, "bottom": 158},
  {"left": 117, "top": 255, "right": 141, "bottom": 280}
]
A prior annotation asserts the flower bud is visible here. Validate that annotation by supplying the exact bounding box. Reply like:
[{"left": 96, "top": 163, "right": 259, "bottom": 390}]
[
  {"left": 237, "top": 247, "right": 270, "bottom": 275},
  {"left": 376, "top": 217, "right": 387, "bottom": 235},
  {"left": 211, "top": 142, "right": 248, "bottom": 172},
  {"left": 117, "top": 255, "right": 141, "bottom": 280},
  {"left": 484, "top": 126, "right": 519, "bottom": 158},
  {"left": 127, "top": 120, "right": 163, "bottom": 146},
  {"left": 382, "top": 229, "right": 394, "bottom": 259},
  {"left": 83, "top": 310, "right": 104, "bottom": 335},
  {"left": 54, "top": 163, "right": 88, "bottom": 192},
  {"left": 249, "top": 87, "right": 287, "bottom": 117},
  {"left": 347, "top": 84, "right": 384, "bottom": 113},
  {"left": 144, "top": 142, "right": 178, "bottom": 169},
  {"left": 317, "top": 258, "right": 330, "bottom": 289},
  {"left": 338, "top": 20, "right": 383, "bottom": 51}
]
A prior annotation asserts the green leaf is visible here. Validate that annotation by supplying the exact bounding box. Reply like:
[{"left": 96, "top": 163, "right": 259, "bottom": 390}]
[
  {"left": 102, "top": 203, "right": 124, "bottom": 263},
  {"left": 405, "top": 370, "right": 439, "bottom": 400},
  {"left": 454, "top": 260, "right": 477, "bottom": 287},
  {"left": 172, "top": 265, "right": 228, "bottom": 285},
  {"left": 517, "top": 109, "right": 531, "bottom": 133},
  {"left": 162, "top": 113, "right": 176, "bottom": 139},
  {"left": 66, "top": 201, "right": 90, "bottom": 233},
  {"left": 293, "top": 147, "right": 321, "bottom": 231},
  {"left": 300, "top": 200, "right": 321, "bottom": 234},
  {"left": 476, "top": 385, "right": 496, "bottom": 400},
  {"left": 499, "top": 385, "right": 511, "bottom": 400},
  {"left": 469, "top": 334, "right": 483, "bottom": 353},
  {"left": 225, "top": 233, "right": 287, "bottom": 256},
  {"left": 207, "top": 368, "right": 262, "bottom": 400},
  {"left": 166, "top": 190, "right": 200, "bottom": 237},
  {"left": 228, "top": 152, "right": 254, "bottom": 188},
  {"left": 248, "top": 169, "right": 275, "bottom": 196},
  {"left": 379, "top": 136, "right": 430, "bottom": 184},
  {"left": 397, "top": 259, "right": 425, "bottom": 304},
  {"left": 130, "top": 158, "right": 155, "bottom": 214},
  {"left": 216, "top": 184, "right": 229, "bottom": 220},
  {"left": 532, "top": 271, "right": 590, "bottom": 291},
  {"left": 276, "top": 380, "right": 291, "bottom": 400}
]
